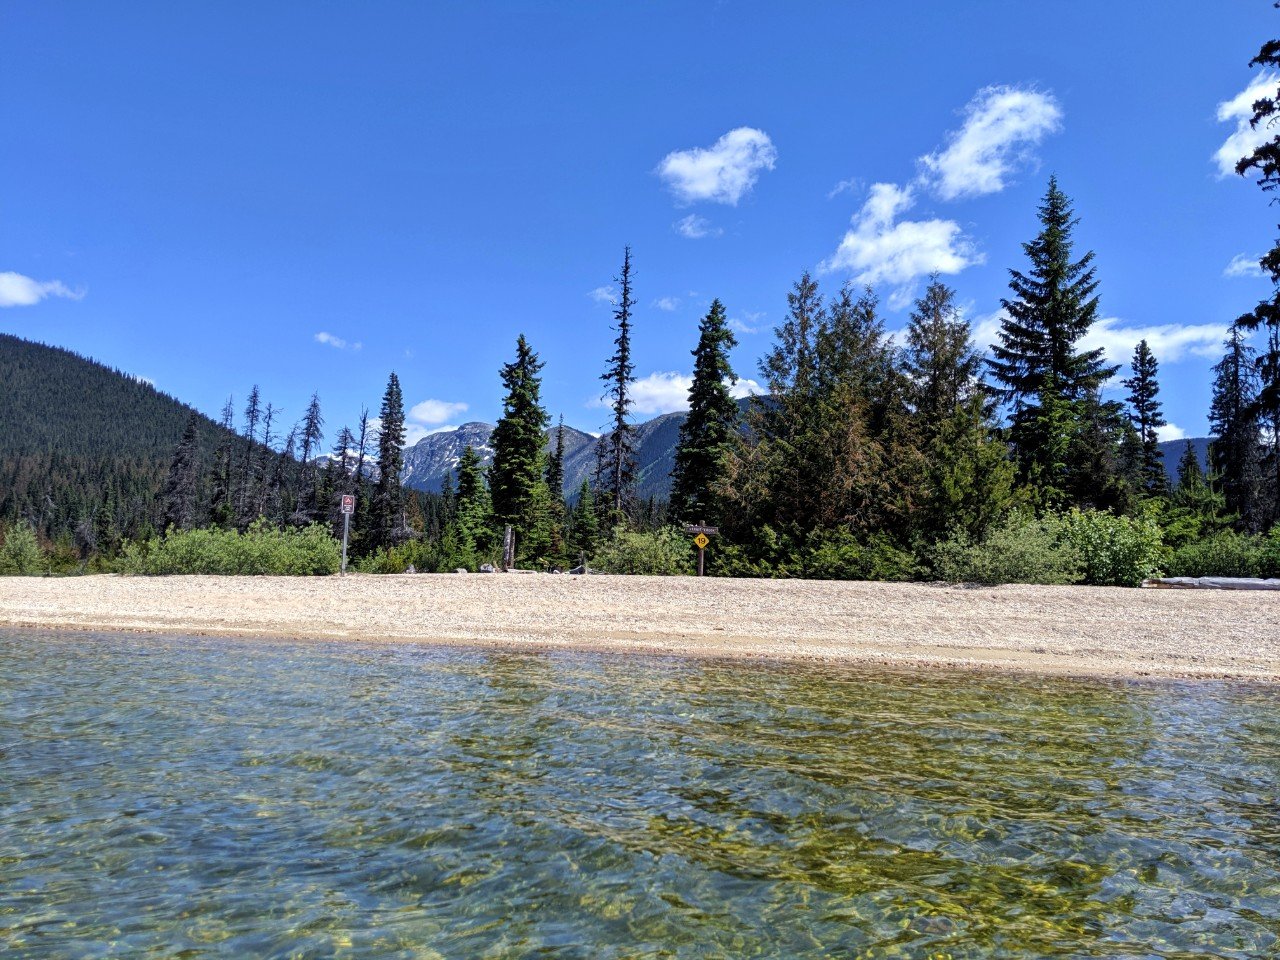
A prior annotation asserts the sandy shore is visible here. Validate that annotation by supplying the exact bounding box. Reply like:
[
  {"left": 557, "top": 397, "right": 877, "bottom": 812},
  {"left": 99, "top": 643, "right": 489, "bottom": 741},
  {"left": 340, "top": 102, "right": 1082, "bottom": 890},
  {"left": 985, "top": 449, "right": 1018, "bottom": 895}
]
[{"left": 2, "top": 573, "right": 1278, "bottom": 680}]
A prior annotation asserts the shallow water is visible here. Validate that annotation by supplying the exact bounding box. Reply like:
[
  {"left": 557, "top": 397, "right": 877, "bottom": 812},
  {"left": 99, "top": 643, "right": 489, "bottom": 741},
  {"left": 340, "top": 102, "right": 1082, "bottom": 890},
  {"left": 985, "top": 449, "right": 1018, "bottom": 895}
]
[{"left": 1, "top": 630, "right": 1279, "bottom": 958}]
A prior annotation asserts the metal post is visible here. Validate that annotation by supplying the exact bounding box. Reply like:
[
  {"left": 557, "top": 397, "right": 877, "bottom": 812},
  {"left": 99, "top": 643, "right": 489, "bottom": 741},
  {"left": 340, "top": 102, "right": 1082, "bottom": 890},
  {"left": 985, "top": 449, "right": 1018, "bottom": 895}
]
[{"left": 341, "top": 511, "right": 350, "bottom": 576}]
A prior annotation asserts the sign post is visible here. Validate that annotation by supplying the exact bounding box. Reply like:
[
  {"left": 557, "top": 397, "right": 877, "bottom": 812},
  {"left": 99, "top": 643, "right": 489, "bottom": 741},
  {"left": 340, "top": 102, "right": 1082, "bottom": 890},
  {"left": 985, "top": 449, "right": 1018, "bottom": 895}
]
[
  {"left": 682, "top": 521, "right": 719, "bottom": 577},
  {"left": 339, "top": 494, "right": 355, "bottom": 576}
]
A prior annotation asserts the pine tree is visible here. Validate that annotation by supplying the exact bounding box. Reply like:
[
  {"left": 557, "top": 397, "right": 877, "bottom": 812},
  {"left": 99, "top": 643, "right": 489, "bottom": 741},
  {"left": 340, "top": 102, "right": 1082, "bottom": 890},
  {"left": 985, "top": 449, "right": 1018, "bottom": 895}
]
[
  {"left": 161, "top": 413, "right": 202, "bottom": 531},
  {"left": 547, "top": 417, "right": 566, "bottom": 505},
  {"left": 569, "top": 478, "right": 600, "bottom": 560},
  {"left": 1122, "top": 339, "right": 1168, "bottom": 495},
  {"left": 1210, "top": 326, "right": 1264, "bottom": 530},
  {"left": 600, "top": 247, "right": 637, "bottom": 521},
  {"left": 208, "top": 395, "right": 236, "bottom": 528},
  {"left": 987, "top": 177, "right": 1119, "bottom": 502},
  {"left": 372, "top": 374, "right": 406, "bottom": 550},
  {"left": 670, "top": 298, "right": 739, "bottom": 524},
  {"left": 903, "top": 277, "right": 983, "bottom": 441},
  {"left": 295, "top": 393, "right": 325, "bottom": 524},
  {"left": 453, "top": 445, "right": 494, "bottom": 554},
  {"left": 490, "top": 335, "right": 550, "bottom": 546},
  {"left": 1177, "top": 441, "right": 1205, "bottom": 493},
  {"left": 236, "top": 385, "right": 262, "bottom": 525}
]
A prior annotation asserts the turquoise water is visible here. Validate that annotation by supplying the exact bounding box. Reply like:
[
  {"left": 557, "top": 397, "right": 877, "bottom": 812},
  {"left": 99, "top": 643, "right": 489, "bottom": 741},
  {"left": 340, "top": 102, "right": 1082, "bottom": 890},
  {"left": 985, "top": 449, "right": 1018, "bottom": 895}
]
[{"left": 2, "top": 630, "right": 1279, "bottom": 958}]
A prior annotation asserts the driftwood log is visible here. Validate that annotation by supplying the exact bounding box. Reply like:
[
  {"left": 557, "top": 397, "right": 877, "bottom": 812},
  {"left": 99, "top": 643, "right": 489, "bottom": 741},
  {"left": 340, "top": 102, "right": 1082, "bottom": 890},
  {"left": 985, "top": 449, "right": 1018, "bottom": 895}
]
[{"left": 1143, "top": 577, "right": 1280, "bottom": 591}]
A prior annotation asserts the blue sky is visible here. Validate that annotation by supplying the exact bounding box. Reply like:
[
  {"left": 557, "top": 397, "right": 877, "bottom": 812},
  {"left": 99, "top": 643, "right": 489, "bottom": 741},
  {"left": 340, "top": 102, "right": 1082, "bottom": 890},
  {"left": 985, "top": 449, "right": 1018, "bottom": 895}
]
[{"left": 3, "top": 1, "right": 1278, "bottom": 444}]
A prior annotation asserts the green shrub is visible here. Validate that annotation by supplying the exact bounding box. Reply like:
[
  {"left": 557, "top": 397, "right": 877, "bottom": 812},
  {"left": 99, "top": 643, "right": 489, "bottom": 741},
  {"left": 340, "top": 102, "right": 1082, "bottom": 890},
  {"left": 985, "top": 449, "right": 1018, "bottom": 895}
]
[
  {"left": 592, "top": 526, "right": 694, "bottom": 576},
  {"left": 1050, "top": 508, "right": 1163, "bottom": 587},
  {"left": 0, "top": 521, "right": 44, "bottom": 575},
  {"left": 932, "top": 513, "right": 1082, "bottom": 586},
  {"left": 801, "top": 530, "right": 920, "bottom": 581},
  {"left": 1164, "top": 531, "right": 1264, "bottom": 579},
  {"left": 120, "top": 521, "right": 340, "bottom": 575}
]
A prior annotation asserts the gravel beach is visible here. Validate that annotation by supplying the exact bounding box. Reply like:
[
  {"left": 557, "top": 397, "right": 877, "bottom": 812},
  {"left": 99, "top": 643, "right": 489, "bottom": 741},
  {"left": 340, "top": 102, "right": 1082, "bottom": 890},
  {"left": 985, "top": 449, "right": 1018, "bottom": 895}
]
[{"left": 2, "top": 573, "right": 1278, "bottom": 680}]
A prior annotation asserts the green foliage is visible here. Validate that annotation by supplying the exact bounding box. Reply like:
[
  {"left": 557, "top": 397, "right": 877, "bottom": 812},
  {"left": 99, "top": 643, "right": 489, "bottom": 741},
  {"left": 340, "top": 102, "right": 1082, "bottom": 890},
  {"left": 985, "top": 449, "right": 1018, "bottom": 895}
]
[
  {"left": 591, "top": 526, "right": 694, "bottom": 576},
  {"left": 120, "top": 520, "right": 340, "bottom": 575},
  {"left": 1049, "top": 508, "right": 1163, "bottom": 587},
  {"left": 932, "top": 513, "right": 1082, "bottom": 586},
  {"left": 1164, "top": 529, "right": 1280, "bottom": 579},
  {"left": 798, "top": 530, "right": 920, "bottom": 582},
  {"left": 0, "top": 521, "right": 45, "bottom": 575}
]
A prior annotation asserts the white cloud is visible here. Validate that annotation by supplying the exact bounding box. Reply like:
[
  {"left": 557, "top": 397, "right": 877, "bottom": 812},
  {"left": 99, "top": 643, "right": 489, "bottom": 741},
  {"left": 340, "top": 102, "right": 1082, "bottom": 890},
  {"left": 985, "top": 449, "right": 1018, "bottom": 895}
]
[
  {"left": 589, "top": 285, "right": 617, "bottom": 306},
  {"left": 920, "top": 86, "right": 1062, "bottom": 201},
  {"left": 1082, "top": 317, "right": 1230, "bottom": 364},
  {"left": 1158, "top": 423, "right": 1189, "bottom": 443},
  {"left": 657, "top": 127, "right": 777, "bottom": 205},
  {"left": 1214, "top": 73, "right": 1279, "bottom": 177},
  {"left": 823, "top": 183, "right": 983, "bottom": 301},
  {"left": 315, "top": 331, "right": 362, "bottom": 351},
  {"left": 409, "top": 398, "right": 469, "bottom": 425},
  {"left": 674, "top": 214, "right": 722, "bottom": 239},
  {"left": 653, "top": 296, "right": 681, "bottom": 312},
  {"left": 730, "top": 311, "right": 766, "bottom": 335},
  {"left": 0, "top": 271, "right": 84, "bottom": 307},
  {"left": 594, "top": 372, "right": 764, "bottom": 416},
  {"left": 827, "top": 177, "right": 861, "bottom": 199},
  {"left": 1224, "top": 253, "right": 1266, "bottom": 278},
  {"left": 971, "top": 309, "right": 1227, "bottom": 365}
]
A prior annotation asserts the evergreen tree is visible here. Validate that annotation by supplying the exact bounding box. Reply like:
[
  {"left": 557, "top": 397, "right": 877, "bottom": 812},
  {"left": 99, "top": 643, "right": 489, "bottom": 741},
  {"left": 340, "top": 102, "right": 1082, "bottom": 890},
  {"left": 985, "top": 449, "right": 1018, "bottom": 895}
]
[
  {"left": 600, "top": 247, "right": 637, "bottom": 521},
  {"left": 903, "top": 277, "right": 983, "bottom": 441},
  {"left": 236, "top": 385, "right": 262, "bottom": 524},
  {"left": 453, "top": 445, "right": 494, "bottom": 554},
  {"left": 208, "top": 396, "right": 236, "bottom": 528},
  {"left": 1209, "top": 326, "right": 1264, "bottom": 530},
  {"left": 547, "top": 417, "right": 566, "bottom": 505},
  {"left": 490, "top": 335, "right": 550, "bottom": 545},
  {"left": 295, "top": 392, "right": 325, "bottom": 523},
  {"left": 161, "top": 413, "right": 202, "bottom": 531},
  {"left": 670, "top": 298, "right": 740, "bottom": 524},
  {"left": 987, "top": 177, "right": 1119, "bottom": 503},
  {"left": 569, "top": 478, "right": 600, "bottom": 560},
  {"left": 1122, "top": 339, "right": 1168, "bottom": 495},
  {"left": 372, "top": 374, "right": 407, "bottom": 551},
  {"left": 1177, "top": 440, "right": 1205, "bottom": 492}
]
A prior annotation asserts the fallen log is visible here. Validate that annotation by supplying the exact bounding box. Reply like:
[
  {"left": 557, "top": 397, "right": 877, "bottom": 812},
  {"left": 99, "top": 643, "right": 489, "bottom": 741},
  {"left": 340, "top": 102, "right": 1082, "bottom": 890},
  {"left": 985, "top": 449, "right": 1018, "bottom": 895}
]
[{"left": 1143, "top": 577, "right": 1280, "bottom": 591}]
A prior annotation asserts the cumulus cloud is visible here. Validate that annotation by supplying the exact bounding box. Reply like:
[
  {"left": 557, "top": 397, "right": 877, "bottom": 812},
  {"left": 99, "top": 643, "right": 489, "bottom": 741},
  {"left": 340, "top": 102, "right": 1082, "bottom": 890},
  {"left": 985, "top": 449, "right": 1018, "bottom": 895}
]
[
  {"left": 0, "top": 271, "right": 84, "bottom": 308},
  {"left": 1214, "top": 73, "right": 1279, "bottom": 177},
  {"left": 920, "top": 86, "right": 1062, "bottom": 201},
  {"left": 1224, "top": 253, "right": 1266, "bottom": 278},
  {"left": 1158, "top": 423, "right": 1189, "bottom": 443},
  {"left": 314, "top": 331, "right": 362, "bottom": 350},
  {"left": 589, "top": 285, "right": 617, "bottom": 306},
  {"left": 971, "top": 309, "right": 1227, "bottom": 365},
  {"left": 823, "top": 183, "right": 982, "bottom": 301},
  {"left": 597, "top": 372, "right": 764, "bottom": 416},
  {"left": 658, "top": 127, "right": 777, "bottom": 205},
  {"left": 653, "top": 296, "right": 681, "bottom": 312},
  {"left": 674, "top": 214, "right": 722, "bottom": 239},
  {"left": 409, "top": 399, "right": 469, "bottom": 426}
]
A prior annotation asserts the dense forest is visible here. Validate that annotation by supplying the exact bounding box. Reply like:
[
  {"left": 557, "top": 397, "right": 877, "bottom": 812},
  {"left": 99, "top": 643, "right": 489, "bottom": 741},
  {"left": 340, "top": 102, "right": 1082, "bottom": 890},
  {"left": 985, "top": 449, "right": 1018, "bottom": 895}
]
[{"left": 5, "top": 28, "right": 1280, "bottom": 582}]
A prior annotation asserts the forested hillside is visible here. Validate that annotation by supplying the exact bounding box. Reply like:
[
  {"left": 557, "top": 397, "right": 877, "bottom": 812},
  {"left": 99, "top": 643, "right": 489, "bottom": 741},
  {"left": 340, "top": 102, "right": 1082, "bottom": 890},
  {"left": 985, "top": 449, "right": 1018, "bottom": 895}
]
[{"left": 0, "top": 334, "right": 234, "bottom": 544}]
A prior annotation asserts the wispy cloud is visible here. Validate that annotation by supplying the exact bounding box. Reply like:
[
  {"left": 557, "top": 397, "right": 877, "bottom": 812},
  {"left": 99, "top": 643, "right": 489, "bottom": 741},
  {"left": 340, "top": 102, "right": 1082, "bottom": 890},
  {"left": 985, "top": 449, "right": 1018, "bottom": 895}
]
[
  {"left": 827, "top": 177, "right": 861, "bottom": 200},
  {"left": 919, "top": 86, "right": 1062, "bottom": 200},
  {"left": 674, "top": 214, "right": 722, "bottom": 239},
  {"left": 589, "top": 285, "right": 617, "bottom": 306},
  {"left": 0, "top": 271, "right": 84, "bottom": 308},
  {"left": 823, "top": 183, "right": 982, "bottom": 301},
  {"left": 653, "top": 296, "right": 681, "bottom": 312},
  {"left": 658, "top": 127, "right": 777, "bottom": 205},
  {"left": 314, "top": 331, "right": 362, "bottom": 351},
  {"left": 729, "top": 311, "right": 766, "bottom": 335},
  {"left": 1214, "top": 73, "right": 1279, "bottom": 177},
  {"left": 1224, "top": 253, "right": 1266, "bottom": 278}
]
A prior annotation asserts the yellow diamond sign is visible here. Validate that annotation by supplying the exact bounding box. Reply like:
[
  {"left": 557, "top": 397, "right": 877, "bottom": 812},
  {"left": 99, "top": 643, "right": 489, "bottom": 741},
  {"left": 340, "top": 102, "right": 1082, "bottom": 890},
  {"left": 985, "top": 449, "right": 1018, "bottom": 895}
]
[{"left": 693, "top": 533, "right": 710, "bottom": 549}]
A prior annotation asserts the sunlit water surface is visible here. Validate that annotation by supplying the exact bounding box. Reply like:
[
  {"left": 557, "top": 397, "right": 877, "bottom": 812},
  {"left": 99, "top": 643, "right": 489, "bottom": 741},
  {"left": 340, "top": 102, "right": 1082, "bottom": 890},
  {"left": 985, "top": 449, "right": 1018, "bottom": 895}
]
[{"left": 2, "top": 630, "right": 1279, "bottom": 958}]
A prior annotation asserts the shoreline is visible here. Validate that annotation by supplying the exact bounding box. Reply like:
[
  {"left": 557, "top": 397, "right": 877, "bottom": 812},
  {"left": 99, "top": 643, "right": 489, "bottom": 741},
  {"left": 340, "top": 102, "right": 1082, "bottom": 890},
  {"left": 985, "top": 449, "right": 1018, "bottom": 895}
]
[{"left": 3, "top": 573, "right": 1279, "bottom": 683}]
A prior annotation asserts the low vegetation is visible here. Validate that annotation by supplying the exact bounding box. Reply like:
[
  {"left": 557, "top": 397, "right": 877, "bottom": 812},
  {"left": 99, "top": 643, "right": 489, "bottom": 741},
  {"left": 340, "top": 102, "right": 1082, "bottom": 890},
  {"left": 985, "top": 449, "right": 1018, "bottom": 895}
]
[{"left": 118, "top": 521, "right": 340, "bottom": 576}]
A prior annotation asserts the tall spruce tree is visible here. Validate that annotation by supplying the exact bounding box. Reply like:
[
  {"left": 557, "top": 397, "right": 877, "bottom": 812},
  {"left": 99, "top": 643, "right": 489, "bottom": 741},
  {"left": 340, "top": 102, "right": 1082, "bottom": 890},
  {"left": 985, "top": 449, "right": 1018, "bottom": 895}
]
[
  {"left": 490, "top": 335, "right": 550, "bottom": 538},
  {"left": 453, "top": 445, "right": 494, "bottom": 555},
  {"left": 161, "top": 413, "right": 202, "bottom": 531},
  {"left": 208, "top": 395, "right": 236, "bottom": 528},
  {"left": 547, "top": 416, "right": 566, "bottom": 505},
  {"left": 1210, "top": 326, "right": 1264, "bottom": 530},
  {"left": 670, "top": 298, "right": 739, "bottom": 524},
  {"left": 372, "top": 373, "right": 406, "bottom": 550},
  {"left": 1233, "top": 30, "right": 1280, "bottom": 523},
  {"left": 903, "top": 278, "right": 983, "bottom": 440},
  {"left": 236, "top": 385, "right": 262, "bottom": 525},
  {"left": 295, "top": 393, "right": 325, "bottom": 523},
  {"left": 600, "top": 247, "right": 637, "bottom": 521},
  {"left": 987, "top": 177, "right": 1118, "bottom": 503},
  {"left": 1122, "top": 339, "right": 1168, "bottom": 495}
]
